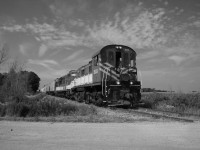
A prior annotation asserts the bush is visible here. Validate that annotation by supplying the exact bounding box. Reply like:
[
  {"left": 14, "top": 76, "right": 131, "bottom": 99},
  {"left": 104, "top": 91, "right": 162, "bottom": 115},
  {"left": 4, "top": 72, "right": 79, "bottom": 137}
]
[
  {"left": 142, "top": 93, "right": 169, "bottom": 109},
  {"left": 5, "top": 102, "right": 29, "bottom": 117},
  {"left": 0, "top": 103, "right": 6, "bottom": 116}
]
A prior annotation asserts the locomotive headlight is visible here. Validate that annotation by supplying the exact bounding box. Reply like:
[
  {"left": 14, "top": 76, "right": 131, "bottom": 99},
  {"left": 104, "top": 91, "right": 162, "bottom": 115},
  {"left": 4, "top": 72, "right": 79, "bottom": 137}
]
[
  {"left": 130, "top": 81, "right": 133, "bottom": 85},
  {"left": 116, "top": 81, "right": 120, "bottom": 85}
]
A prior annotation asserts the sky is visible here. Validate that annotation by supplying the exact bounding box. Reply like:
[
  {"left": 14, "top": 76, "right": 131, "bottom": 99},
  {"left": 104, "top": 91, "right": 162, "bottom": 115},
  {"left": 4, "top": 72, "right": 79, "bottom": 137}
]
[{"left": 0, "top": 0, "right": 200, "bottom": 92}]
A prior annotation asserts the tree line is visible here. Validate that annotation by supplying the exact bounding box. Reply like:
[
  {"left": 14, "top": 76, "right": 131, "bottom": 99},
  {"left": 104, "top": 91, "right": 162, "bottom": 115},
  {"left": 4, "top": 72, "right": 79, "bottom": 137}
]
[{"left": 0, "top": 43, "right": 40, "bottom": 103}]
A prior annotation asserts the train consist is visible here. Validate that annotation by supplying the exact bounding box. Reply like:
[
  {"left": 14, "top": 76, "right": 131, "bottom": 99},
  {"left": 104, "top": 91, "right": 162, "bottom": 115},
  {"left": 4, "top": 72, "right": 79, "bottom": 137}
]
[{"left": 41, "top": 45, "right": 141, "bottom": 107}]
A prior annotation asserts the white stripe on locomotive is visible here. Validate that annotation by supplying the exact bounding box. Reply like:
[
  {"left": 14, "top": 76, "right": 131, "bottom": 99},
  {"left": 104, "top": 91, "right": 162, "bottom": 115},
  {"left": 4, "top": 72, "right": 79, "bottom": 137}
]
[{"left": 99, "top": 68, "right": 119, "bottom": 81}]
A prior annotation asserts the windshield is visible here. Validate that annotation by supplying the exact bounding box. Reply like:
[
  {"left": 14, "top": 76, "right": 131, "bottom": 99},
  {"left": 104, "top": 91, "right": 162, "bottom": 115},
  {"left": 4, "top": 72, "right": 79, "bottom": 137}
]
[
  {"left": 123, "top": 52, "right": 129, "bottom": 67},
  {"left": 130, "top": 52, "right": 136, "bottom": 67}
]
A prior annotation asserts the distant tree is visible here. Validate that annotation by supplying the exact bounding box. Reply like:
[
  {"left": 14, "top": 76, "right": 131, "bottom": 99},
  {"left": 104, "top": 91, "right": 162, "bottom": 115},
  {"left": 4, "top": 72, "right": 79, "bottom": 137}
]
[
  {"left": 0, "top": 44, "right": 8, "bottom": 66},
  {"left": 27, "top": 71, "right": 40, "bottom": 93},
  {"left": 0, "top": 61, "right": 26, "bottom": 103},
  {"left": 142, "top": 88, "right": 156, "bottom": 92},
  {"left": 0, "top": 57, "right": 40, "bottom": 103},
  {"left": 0, "top": 73, "right": 4, "bottom": 86}
]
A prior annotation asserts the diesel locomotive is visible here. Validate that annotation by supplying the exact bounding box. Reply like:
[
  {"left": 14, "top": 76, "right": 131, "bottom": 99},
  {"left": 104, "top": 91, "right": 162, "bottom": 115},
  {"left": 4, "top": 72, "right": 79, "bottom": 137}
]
[{"left": 41, "top": 45, "right": 141, "bottom": 107}]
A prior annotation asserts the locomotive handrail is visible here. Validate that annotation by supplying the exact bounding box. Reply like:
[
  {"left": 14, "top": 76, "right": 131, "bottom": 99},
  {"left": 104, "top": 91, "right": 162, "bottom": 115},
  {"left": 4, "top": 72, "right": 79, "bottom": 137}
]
[
  {"left": 105, "top": 67, "right": 109, "bottom": 97},
  {"left": 102, "top": 70, "right": 104, "bottom": 96}
]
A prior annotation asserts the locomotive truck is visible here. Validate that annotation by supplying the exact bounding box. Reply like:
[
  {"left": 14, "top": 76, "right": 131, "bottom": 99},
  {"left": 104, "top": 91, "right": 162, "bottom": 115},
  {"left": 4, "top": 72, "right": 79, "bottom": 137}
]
[{"left": 41, "top": 45, "right": 141, "bottom": 107}]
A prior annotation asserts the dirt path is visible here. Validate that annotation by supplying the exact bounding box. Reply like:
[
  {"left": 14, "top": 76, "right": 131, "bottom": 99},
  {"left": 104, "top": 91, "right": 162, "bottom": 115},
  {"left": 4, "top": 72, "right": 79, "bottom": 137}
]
[{"left": 1, "top": 121, "right": 200, "bottom": 150}]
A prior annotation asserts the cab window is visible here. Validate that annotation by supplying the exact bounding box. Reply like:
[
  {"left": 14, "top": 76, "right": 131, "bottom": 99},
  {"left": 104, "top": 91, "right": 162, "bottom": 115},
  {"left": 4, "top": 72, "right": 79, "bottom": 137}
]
[
  {"left": 81, "top": 69, "right": 85, "bottom": 76},
  {"left": 101, "top": 51, "right": 107, "bottom": 63},
  {"left": 89, "top": 64, "right": 92, "bottom": 73},
  {"left": 130, "top": 53, "right": 135, "bottom": 67},
  {"left": 108, "top": 51, "right": 114, "bottom": 65},
  {"left": 94, "top": 55, "right": 99, "bottom": 66},
  {"left": 123, "top": 53, "right": 129, "bottom": 67}
]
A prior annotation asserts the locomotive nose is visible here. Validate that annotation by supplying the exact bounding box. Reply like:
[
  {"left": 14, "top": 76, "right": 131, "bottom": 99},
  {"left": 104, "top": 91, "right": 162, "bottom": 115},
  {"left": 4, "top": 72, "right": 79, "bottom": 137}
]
[{"left": 120, "top": 74, "right": 129, "bottom": 81}]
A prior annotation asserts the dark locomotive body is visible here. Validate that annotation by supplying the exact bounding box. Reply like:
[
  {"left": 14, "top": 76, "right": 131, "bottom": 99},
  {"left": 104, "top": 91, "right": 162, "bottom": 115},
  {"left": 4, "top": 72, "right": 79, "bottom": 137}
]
[{"left": 41, "top": 45, "right": 141, "bottom": 107}]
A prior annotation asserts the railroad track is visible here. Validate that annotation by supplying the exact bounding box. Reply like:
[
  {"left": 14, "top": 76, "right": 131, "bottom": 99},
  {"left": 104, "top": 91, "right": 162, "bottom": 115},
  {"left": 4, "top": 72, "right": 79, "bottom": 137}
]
[
  {"left": 126, "top": 108, "right": 198, "bottom": 122},
  {"left": 108, "top": 103, "right": 199, "bottom": 122}
]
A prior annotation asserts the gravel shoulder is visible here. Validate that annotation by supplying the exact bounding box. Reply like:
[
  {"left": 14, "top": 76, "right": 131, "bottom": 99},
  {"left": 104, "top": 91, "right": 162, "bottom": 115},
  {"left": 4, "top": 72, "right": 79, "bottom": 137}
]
[{"left": 1, "top": 121, "right": 200, "bottom": 150}]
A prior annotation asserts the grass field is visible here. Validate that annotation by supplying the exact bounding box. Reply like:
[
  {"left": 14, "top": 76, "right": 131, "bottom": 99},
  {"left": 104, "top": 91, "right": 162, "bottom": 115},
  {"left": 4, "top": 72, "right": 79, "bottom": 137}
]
[
  {"left": 0, "top": 93, "right": 156, "bottom": 122},
  {"left": 141, "top": 92, "right": 200, "bottom": 116},
  {"left": 0, "top": 92, "right": 199, "bottom": 122}
]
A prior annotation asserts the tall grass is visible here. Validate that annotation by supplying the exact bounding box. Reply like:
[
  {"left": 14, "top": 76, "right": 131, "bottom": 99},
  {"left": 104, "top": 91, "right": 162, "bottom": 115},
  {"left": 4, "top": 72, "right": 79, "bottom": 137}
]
[
  {"left": 0, "top": 94, "right": 97, "bottom": 117},
  {"left": 142, "top": 92, "right": 200, "bottom": 115}
]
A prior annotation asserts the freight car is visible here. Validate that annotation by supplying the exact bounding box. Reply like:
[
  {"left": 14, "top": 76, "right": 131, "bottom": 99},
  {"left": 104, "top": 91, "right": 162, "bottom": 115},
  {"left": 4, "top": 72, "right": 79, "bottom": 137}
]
[{"left": 41, "top": 45, "right": 141, "bottom": 107}]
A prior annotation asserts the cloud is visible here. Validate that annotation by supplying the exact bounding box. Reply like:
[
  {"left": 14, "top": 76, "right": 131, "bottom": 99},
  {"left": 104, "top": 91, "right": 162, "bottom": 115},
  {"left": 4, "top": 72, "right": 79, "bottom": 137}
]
[
  {"left": 1, "top": 22, "right": 57, "bottom": 37},
  {"left": 81, "top": 7, "right": 167, "bottom": 49},
  {"left": 63, "top": 50, "right": 84, "bottom": 62},
  {"left": 42, "top": 60, "right": 59, "bottom": 65},
  {"left": 168, "top": 55, "right": 186, "bottom": 65},
  {"left": 49, "top": 0, "right": 89, "bottom": 20},
  {"left": 0, "top": 25, "right": 26, "bottom": 32},
  {"left": 69, "top": 19, "right": 85, "bottom": 27},
  {"left": 36, "top": 68, "right": 68, "bottom": 80},
  {"left": 18, "top": 43, "right": 34, "bottom": 56},
  {"left": 28, "top": 59, "right": 59, "bottom": 70},
  {"left": 0, "top": 31, "right": 4, "bottom": 44},
  {"left": 191, "top": 20, "right": 200, "bottom": 28},
  {"left": 0, "top": 6, "right": 168, "bottom": 51},
  {"left": 0, "top": 4, "right": 168, "bottom": 50},
  {"left": 164, "top": 1, "right": 168, "bottom": 6},
  {"left": 38, "top": 44, "right": 48, "bottom": 57},
  {"left": 1, "top": 2, "right": 200, "bottom": 73},
  {"left": 19, "top": 44, "right": 27, "bottom": 55},
  {"left": 67, "top": 57, "right": 91, "bottom": 67},
  {"left": 138, "top": 51, "right": 160, "bottom": 60},
  {"left": 25, "top": 23, "right": 57, "bottom": 34}
]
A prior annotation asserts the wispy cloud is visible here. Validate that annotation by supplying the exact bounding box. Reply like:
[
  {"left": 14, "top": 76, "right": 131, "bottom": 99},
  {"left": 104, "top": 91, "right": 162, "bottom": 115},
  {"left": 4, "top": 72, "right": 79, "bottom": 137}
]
[
  {"left": 28, "top": 59, "right": 59, "bottom": 70},
  {"left": 0, "top": 6, "right": 167, "bottom": 49},
  {"left": 18, "top": 43, "right": 34, "bottom": 56},
  {"left": 0, "top": 25, "right": 26, "bottom": 32},
  {"left": 168, "top": 55, "right": 186, "bottom": 65},
  {"left": 84, "top": 8, "right": 167, "bottom": 48},
  {"left": 63, "top": 50, "right": 84, "bottom": 62},
  {"left": 1, "top": 1, "right": 200, "bottom": 73},
  {"left": 138, "top": 51, "right": 160, "bottom": 60},
  {"left": 36, "top": 68, "right": 68, "bottom": 80},
  {"left": 38, "top": 44, "right": 48, "bottom": 57},
  {"left": 19, "top": 44, "right": 27, "bottom": 56},
  {"left": 49, "top": 0, "right": 89, "bottom": 19}
]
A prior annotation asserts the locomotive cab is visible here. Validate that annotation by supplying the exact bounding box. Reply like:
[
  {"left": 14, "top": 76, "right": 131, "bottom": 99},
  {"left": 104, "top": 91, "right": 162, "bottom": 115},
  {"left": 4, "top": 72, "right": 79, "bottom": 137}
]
[{"left": 97, "top": 45, "right": 141, "bottom": 107}]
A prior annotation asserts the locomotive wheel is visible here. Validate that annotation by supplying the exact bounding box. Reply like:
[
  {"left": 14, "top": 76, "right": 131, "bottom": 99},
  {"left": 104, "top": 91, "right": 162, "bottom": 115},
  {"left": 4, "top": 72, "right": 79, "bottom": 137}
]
[
  {"left": 96, "top": 97, "right": 103, "bottom": 106},
  {"left": 78, "top": 92, "right": 84, "bottom": 102},
  {"left": 74, "top": 93, "right": 80, "bottom": 102},
  {"left": 85, "top": 93, "right": 91, "bottom": 104},
  {"left": 95, "top": 92, "right": 104, "bottom": 106},
  {"left": 130, "top": 93, "right": 138, "bottom": 108}
]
